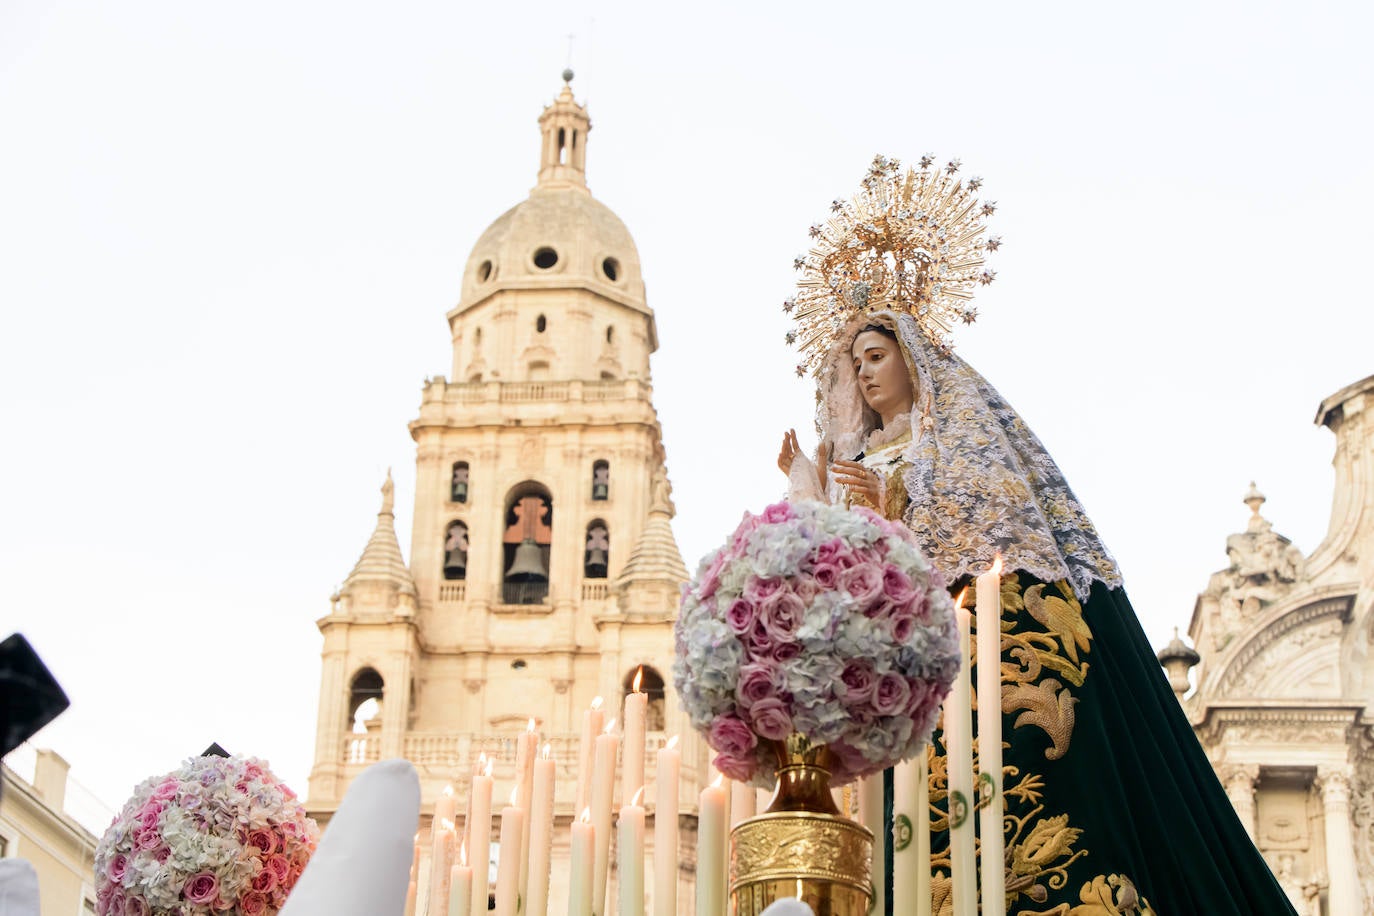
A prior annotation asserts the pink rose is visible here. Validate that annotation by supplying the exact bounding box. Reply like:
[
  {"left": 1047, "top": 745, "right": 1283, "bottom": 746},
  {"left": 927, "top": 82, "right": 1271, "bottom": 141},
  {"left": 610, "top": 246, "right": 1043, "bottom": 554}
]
[
  {"left": 251, "top": 866, "right": 278, "bottom": 894},
  {"left": 123, "top": 897, "right": 149, "bottom": 916},
  {"left": 769, "top": 641, "right": 802, "bottom": 663},
  {"left": 725, "top": 598, "right": 758, "bottom": 635},
  {"left": 840, "top": 564, "right": 885, "bottom": 609},
  {"left": 247, "top": 828, "right": 278, "bottom": 855},
  {"left": 890, "top": 609, "right": 916, "bottom": 643},
  {"left": 760, "top": 502, "right": 794, "bottom": 524},
  {"left": 748, "top": 698, "right": 794, "bottom": 741},
  {"left": 747, "top": 619, "right": 776, "bottom": 657},
  {"left": 152, "top": 779, "right": 178, "bottom": 801},
  {"left": 735, "top": 663, "right": 779, "bottom": 711},
  {"left": 794, "top": 578, "right": 819, "bottom": 603},
  {"left": 152, "top": 846, "right": 170, "bottom": 864},
  {"left": 135, "top": 828, "right": 162, "bottom": 851},
  {"left": 184, "top": 873, "right": 219, "bottom": 906},
  {"left": 911, "top": 591, "right": 932, "bottom": 622},
  {"left": 905, "top": 677, "right": 949, "bottom": 718},
  {"left": 872, "top": 673, "right": 912, "bottom": 716},
  {"left": 758, "top": 591, "right": 804, "bottom": 643},
  {"left": 239, "top": 892, "right": 268, "bottom": 916},
  {"left": 267, "top": 854, "right": 291, "bottom": 883},
  {"left": 109, "top": 853, "right": 129, "bottom": 882},
  {"left": 838, "top": 660, "right": 875, "bottom": 706},
  {"left": 834, "top": 549, "right": 863, "bottom": 571},
  {"left": 815, "top": 538, "right": 846, "bottom": 564},
  {"left": 812, "top": 560, "right": 840, "bottom": 589},
  {"left": 713, "top": 751, "right": 757, "bottom": 783},
  {"left": 881, "top": 565, "right": 916, "bottom": 605},
  {"left": 707, "top": 715, "right": 757, "bottom": 759},
  {"left": 743, "top": 576, "right": 784, "bottom": 605}
]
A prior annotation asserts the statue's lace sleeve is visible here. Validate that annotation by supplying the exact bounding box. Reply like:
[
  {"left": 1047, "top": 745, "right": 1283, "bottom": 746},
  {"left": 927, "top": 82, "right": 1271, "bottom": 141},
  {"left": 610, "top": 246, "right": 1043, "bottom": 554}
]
[{"left": 786, "top": 451, "right": 827, "bottom": 503}]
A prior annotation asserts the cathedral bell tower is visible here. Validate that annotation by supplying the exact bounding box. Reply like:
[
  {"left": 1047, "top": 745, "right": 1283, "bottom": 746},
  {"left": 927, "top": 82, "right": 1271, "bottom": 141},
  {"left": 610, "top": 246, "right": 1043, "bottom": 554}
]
[{"left": 306, "top": 73, "right": 699, "bottom": 910}]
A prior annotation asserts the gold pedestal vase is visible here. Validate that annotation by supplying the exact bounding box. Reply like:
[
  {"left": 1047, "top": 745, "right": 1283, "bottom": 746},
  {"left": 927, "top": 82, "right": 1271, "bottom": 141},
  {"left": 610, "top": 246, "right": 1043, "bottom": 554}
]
[{"left": 729, "top": 735, "right": 874, "bottom": 916}]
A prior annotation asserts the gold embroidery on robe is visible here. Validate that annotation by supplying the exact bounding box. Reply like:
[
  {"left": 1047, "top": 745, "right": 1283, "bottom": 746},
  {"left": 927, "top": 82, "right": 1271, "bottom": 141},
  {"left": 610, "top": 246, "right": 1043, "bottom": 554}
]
[{"left": 924, "top": 573, "right": 1154, "bottom": 914}]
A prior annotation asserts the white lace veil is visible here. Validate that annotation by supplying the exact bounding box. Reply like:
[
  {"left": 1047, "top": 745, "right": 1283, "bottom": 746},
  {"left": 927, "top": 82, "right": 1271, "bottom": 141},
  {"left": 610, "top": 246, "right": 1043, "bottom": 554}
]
[{"left": 816, "top": 311, "right": 1122, "bottom": 599}]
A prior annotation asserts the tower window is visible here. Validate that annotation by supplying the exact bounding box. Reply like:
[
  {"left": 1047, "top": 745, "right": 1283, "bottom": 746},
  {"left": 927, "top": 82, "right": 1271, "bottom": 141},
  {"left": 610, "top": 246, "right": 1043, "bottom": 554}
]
[
  {"left": 503, "top": 484, "right": 553, "bottom": 605},
  {"left": 533, "top": 247, "right": 559, "bottom": 270},
  {"left": 602, "top": 257, "right": 620, "bottom": 282},
  {"left": 477, "top": 260, "right": 493, "bottom": 283},
  {"left": 443, "top": 521, "right": 469, "bottom": 581},
  {"left": 558, "top": 127, "right": 567, "bottom": 165},
  {"left": 451, "top": 461, "right": 470, "bottom": 503},
  {"left": 536, "top": 314, "right": 547, "bottom": 333},
  {"left": 605, "top": 325, "right": 614, "bottom": 344},
  {"left": 348, "top": 668, "right": 385, "bottom": 724},
  {"left": 592, "top": 460, "right": 610, "bottom": 501},
  {"left": 584, "top": 521, "right": 609, "bottom": 579}
]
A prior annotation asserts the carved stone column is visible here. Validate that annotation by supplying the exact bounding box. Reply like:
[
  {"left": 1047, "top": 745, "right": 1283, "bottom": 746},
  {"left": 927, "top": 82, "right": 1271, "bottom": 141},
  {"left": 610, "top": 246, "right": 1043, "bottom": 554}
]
[
  {"left": 1318, "top": 767, "right": 1361, "bottom": 916},
  {"left": 1220, "top": 764, "right": 1259, "bottom": 842}
]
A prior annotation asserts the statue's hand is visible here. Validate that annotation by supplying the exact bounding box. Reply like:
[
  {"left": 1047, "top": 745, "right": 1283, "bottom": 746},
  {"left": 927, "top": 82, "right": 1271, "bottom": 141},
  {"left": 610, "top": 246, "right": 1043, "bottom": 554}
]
[
  {"left": 777, "top": 429, "right": 802, "bottom": 477},
  {"left": 830, "top": 459, "right": 880, "bottom": 507}
]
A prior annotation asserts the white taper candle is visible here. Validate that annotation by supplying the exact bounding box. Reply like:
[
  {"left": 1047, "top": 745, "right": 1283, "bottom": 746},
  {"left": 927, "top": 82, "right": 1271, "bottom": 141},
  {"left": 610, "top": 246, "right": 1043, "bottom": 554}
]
[
  {"left": 653, "top": 737, "right": 680, "bottom": 916},
  {"left": 976, "top": 558, "right": 1006, "bottom": 916},
  {"left": 946, "top": 592, "right": 976, "bottom": 916},
  {"left": 526, "top": 746, "right": 557, "bottom": 916}
]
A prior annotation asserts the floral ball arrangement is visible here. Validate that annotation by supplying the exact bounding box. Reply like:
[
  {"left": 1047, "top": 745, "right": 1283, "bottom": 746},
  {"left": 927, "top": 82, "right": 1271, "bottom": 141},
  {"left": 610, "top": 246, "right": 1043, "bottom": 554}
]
[
  {"left": 674, "top": 500, "right": 962, "bottom": 787},
  {"left": 94, "top": 755, "right": 319, "bottom": 916}
]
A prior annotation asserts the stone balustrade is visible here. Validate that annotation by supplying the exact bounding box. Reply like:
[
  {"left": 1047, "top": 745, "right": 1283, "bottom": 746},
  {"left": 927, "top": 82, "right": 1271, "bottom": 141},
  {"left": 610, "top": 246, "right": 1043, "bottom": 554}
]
[{"left": 340, "top": 731, "right": 673, "bottom": 783}]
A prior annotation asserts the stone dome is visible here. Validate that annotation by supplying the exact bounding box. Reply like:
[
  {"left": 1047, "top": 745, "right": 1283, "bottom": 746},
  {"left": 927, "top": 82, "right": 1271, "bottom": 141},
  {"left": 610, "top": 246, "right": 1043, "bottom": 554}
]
[
  {"left": 457, "top": 186, "right": 646, "bottom": 310},
  {"left": 455, "top": 79, "right": 646, "bottom": 314}
]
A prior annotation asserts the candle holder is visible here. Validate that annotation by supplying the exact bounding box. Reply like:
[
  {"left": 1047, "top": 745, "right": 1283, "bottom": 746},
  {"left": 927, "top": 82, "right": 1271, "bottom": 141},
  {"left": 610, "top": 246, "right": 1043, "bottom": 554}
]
[{"left": 729, "top": 735, "right": 873, "bottom": 916}]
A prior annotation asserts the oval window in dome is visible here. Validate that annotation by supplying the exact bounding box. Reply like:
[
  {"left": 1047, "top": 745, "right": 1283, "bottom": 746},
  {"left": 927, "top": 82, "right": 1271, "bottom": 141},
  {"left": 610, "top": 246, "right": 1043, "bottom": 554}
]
[
  {"left": 477, "top": 259, "right": 493, "bottom": 282},
  {"left": 533, "top": 247, "right": 559, "bottom": 270},
  {"left": 602, "top": 257, "right": 620, "bottom": 282}
]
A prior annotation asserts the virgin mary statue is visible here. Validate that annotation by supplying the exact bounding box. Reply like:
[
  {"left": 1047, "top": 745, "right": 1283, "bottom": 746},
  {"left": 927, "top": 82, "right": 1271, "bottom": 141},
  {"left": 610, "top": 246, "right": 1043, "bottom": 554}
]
[{"left": 778, "top": 157, "right": 1296, "bottom": 915}]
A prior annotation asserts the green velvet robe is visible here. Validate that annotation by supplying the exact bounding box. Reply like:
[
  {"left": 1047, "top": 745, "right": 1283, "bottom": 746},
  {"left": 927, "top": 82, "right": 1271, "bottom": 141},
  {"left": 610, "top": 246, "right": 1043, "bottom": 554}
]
[{"left": 883, "top": 571, "right": 1298, "bottom": 915}]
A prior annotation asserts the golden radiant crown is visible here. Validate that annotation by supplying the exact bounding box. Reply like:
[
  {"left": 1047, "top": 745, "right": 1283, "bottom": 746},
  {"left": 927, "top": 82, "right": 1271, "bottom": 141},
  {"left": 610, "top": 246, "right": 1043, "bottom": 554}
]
[{"left": 784, "top": 155, "right": 1000, "bottom": 377}]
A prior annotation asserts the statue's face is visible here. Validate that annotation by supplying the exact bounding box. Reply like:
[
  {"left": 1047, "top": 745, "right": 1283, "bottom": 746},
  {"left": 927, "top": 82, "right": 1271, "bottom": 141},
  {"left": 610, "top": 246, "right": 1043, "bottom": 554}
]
[{"left": 851, "top": 330, "right": 914, "bottom": 420}]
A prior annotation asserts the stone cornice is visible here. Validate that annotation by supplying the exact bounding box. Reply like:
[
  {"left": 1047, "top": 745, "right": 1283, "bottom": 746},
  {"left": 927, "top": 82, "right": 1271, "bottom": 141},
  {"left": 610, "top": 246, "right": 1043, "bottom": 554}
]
[
  {"left": 0, "top": 764, "right": 98, "bottom": 853},
  {"left": 1194, "top": 701, "right": 1368, "bottom": 745}
]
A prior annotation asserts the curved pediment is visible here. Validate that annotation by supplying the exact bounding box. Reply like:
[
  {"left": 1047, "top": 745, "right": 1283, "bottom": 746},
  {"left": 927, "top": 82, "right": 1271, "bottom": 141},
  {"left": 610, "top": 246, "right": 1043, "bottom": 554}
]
[{"left": 1210, "top": 596, "right": 1351, "bottom": 699}]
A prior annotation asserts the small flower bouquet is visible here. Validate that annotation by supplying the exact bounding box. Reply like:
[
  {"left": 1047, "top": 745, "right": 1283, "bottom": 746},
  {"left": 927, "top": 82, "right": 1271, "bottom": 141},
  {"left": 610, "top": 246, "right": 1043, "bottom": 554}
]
[
  {"left": 95, "top": 755, "right": 319, "bottom": 916},
  {"left": 674, "top": 500, "right": 961, "bottom": 787}
]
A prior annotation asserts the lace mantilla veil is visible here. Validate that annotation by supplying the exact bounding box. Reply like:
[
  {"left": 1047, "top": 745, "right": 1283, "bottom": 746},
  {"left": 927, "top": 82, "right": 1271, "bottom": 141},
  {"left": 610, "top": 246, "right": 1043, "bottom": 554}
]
[{"left": 791, "top": 310, "right": 1122, "bottom": 601}]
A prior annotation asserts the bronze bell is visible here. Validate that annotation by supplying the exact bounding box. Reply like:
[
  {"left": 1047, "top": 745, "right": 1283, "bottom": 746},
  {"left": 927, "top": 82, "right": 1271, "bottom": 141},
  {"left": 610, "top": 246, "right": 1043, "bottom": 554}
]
[
  {"left": 585, "top": 547, "right": 608, "bottom": 577},
  {"left": 506, "top": 538, "right": 548, "bottom": 581}
]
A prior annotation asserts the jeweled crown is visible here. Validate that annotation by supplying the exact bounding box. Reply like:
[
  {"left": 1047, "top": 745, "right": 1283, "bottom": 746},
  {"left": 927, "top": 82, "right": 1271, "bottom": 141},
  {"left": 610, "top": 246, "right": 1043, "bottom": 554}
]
[{"left": 785, "top": 155, "right": 1000, "bottom": 376}]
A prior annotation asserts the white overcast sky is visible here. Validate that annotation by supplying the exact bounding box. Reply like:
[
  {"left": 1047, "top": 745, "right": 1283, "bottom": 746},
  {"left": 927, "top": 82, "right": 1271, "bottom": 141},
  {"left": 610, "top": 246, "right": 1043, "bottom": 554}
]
[{"left": 2, "top": 0, "right": 1370, "bottom": 820}]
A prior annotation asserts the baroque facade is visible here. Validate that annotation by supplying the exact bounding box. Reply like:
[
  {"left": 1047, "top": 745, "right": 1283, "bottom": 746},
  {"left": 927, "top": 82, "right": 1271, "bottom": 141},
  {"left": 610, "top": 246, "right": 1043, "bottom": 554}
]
[
  {"left": 303, "top": 75, "right": 702, "bottom": 911},
  {"left": 1162, "top": 373, "right": 1374, "bottom": 915}
]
